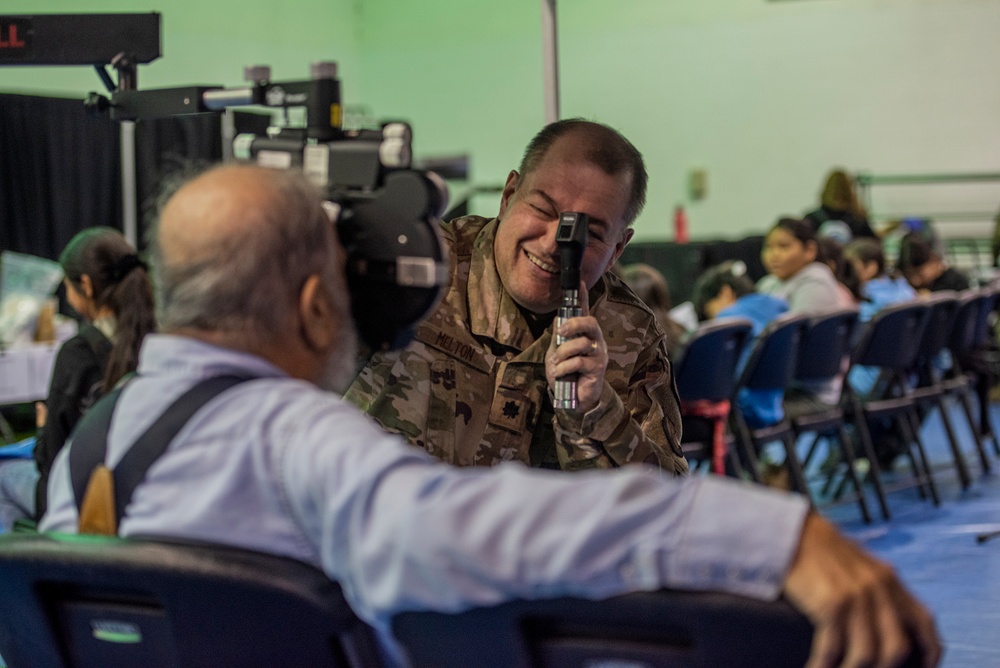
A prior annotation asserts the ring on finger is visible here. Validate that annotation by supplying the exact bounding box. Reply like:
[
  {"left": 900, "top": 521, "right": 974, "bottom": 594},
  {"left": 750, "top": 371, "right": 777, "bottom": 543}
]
[{"left": 590, "top": 339, "right": 598, "bottom": 354}]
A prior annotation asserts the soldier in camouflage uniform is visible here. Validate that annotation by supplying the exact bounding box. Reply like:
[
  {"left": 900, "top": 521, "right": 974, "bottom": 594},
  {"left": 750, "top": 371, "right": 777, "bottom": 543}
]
[{"left": 346, "top": 119, "right": 688, "bottom": 475}]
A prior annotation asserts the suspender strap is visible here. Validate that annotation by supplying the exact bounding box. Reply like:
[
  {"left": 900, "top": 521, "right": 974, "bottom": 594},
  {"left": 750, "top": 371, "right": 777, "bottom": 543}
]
[
  {"left": 69, "top": 375, "right": 253, "bottom": 526},
  {"left": 69, "top": 387, "right": 124, "bottom": 509}
]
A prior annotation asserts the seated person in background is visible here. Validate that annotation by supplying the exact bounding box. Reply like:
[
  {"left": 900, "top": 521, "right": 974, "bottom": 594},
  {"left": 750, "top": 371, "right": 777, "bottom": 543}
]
[
  {"left": 816, "top": 236, "right": 862, "bottom": 307},
  {"left": 847, "top": 238, "right": 936, "bottom": 469},
  {"left": 803, "top": 168, "right": 877, "bottom": 240},
  {"left": 844, "top": 237, "right": 916, "bottom": 323},
  {"left": 347, "top": 119, "right": 687, "bottom": 474},
  {"left": 618, "top": 262, "right": 686, "bottom": 356},
  {"left": 757, "top": 217, "right": 847, "bottom": 315},
  {"left": 0, "top": 227, "right": 154, "bottom": 532},
  {"left": 759, "top": 219, "right": 853, "bottom": 410},
  {"left": 41, "top": 164, "right": 940, "bottom": 668},
  {"left": 898, "top": 232, "right": 970, "bottom": 294},
  {"left": 691, "top": 260, "right": 789, "bottom": 428}
]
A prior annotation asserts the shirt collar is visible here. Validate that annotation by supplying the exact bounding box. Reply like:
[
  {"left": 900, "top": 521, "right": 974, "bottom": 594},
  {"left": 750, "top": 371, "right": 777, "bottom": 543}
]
[{"left": 137, "top": 333, "right": 289, "bottom": 380}]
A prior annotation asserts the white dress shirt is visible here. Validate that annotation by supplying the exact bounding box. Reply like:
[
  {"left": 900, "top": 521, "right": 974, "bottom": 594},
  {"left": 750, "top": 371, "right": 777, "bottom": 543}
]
[{"left": 42, "top": 334, "right": 809, "bottom": 664}]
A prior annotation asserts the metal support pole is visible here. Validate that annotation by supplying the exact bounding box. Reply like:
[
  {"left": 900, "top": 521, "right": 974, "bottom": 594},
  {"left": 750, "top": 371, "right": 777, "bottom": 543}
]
[
  {"left": 221, "top": 108, "right": 236, "bottom": 163},
  {"left": 541, "top": 0, "right": 559, "bottom": 124},
  {"left": 120, "top": 120, "right": 138, "bottom": 247}
]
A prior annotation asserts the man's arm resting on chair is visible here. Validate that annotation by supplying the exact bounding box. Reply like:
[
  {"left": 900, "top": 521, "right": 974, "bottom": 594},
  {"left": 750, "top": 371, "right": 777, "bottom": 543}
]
[{"left": 783, "top": 512, "right": 942, "bottom": 668}]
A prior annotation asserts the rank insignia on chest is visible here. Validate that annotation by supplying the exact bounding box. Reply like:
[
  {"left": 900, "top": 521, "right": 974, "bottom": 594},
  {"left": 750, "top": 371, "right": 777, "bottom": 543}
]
[{"left": 489, "top": 392, "right": 531, "bottom": 434}]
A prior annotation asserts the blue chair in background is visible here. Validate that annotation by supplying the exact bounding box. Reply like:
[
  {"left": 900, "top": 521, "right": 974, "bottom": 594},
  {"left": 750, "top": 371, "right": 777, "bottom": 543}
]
[
  {"left": 728, "top": 313, "right": 810, "bottom": 494},
  {"left": 784, "top": 308, "right": 873, "bottom": 523},
  {"left": 672, "top": 318, "right": 753, "bottom": 477},
  {"left": 843, "top": 301, "right": 934, "bottom": 520}
]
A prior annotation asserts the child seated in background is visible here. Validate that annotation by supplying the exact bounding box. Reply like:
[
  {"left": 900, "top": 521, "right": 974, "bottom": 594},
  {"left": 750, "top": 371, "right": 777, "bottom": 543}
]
[
  {"left": 757, "top": 217, "right": 850, "bottom": 314},
  {"left": 816, "top": 236, "right": 862, "bottom": 308},
  {"left": 843, "top": 237, "right": 916, "bottom": 323},
  {"left": 898, "top": 232, "right": 970, "bottom": 294},
  {"left": 691, "top": 261, "right": 789, "bottom": 428}
]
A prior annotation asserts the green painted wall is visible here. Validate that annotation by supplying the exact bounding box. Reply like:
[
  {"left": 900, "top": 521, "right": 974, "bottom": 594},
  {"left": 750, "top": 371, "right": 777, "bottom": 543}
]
[
  {"left": 5, "top": 0, "right": 999, "bottom": 242},
  {"left": 354, "top": 0, "right": 1000, "bottom": 241}
]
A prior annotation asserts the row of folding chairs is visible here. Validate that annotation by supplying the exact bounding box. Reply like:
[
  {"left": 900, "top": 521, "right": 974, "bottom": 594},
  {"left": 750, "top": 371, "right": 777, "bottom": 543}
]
[
  {"left": 0, "top": 533, "right": 818, "bottom": 668},
  {"left": 673, "top": 287, "right": 1000, "bottom": 523}
]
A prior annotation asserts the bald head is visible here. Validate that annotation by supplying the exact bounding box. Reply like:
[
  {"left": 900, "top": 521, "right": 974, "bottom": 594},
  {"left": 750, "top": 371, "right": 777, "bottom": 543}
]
[
  {"left": 159, "top": 164, "right": 284, "bottom": 267},
  {"left": 148, "top": 164, "right": 344, "bottom": 346}
]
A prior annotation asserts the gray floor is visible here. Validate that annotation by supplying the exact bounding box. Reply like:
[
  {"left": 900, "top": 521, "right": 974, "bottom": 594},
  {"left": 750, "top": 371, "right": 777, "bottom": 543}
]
[{"left": 823, "top": 404, "right": 1000, "bottom": 668}]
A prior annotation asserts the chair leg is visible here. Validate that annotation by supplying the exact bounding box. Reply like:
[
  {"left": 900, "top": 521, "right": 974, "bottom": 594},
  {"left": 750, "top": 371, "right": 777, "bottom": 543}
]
[
  {"left": 835, "top": 424, "right": 873, "bottom": 524},
  {"left": 730, "top": 416, "right": 762, "bottom": 484},
  {"left": 781, "top": 433, "right": 811, "bottom": 502},
  {"left": 896, "top": 416, "right": 929, "bottom": 500},
  {"left": 854, "top": 410, "right": 892, "bottom": 520},
  {"left": 975, "top": 373, "right": 1000, "bottom": 455},
  {"left": 802, "top": 433, "right": 824, "bottom": 470},
  {"left": 934, "top": 396, "right": 972, "bottom": 489},
  {"left": 956, "top": 386, "right": 992, "bottom": 474},
  {"left": 902, "top": 412, "right": 940, "bottom": 506}
]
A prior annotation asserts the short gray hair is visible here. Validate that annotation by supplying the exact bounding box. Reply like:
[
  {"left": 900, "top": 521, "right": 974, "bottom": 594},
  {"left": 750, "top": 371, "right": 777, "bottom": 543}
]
[
  {"left": 519, "top": 119, "right": 647, "bottom": 226},
  {"left": 147, "top": 165, "right": 337, "bottom": 345}
]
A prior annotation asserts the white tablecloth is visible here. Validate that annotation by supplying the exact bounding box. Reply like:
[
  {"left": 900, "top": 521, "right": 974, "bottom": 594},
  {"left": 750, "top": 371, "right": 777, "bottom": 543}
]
[{"left": 0, "top": 344, "right": 58, "bottom": 405}]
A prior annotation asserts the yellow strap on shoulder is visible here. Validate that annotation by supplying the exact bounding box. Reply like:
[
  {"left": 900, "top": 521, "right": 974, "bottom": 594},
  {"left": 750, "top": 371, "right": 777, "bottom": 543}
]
[{"left": 77, "top": 464, "right": 118, "bottom": 535}]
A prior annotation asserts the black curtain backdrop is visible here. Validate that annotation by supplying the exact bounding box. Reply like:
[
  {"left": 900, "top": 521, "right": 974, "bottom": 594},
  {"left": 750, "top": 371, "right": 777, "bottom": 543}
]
[
  {"left": 0, "top": 93, "right": 272, "bottom": 260},
  {"left": 133, "top": 113, "right": 223, "bottom": 252},
  {"left": 0, "top": 93, "right": 121, "bottom": 261}
]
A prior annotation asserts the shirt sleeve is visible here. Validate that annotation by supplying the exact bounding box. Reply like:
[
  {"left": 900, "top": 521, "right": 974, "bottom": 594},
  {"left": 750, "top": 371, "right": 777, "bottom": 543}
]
[
  {"left": 279, "top": 405, "right": 808, "bottom": 627},
  {"left": 786, "top": 273, "right": 841, "bottom": 315},
  {"left": 551, "top": 329, "right": 688, "bottom": 475}
]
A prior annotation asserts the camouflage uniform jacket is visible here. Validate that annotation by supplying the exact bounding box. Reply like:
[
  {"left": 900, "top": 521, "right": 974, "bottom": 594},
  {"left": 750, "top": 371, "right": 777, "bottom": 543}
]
[{"left": 345, "top": 216, "right": 688, "bottom": 475}]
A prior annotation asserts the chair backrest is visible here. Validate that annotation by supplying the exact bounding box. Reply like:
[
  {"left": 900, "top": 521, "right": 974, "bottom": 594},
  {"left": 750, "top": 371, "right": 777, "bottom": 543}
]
[
  {"left": 948, "top": 290, "right": 981, "bottom": 357},
  {"left": 851, "top": 301, "right": 930, "bottom": 371},
  {"left": 915, "top": 292, "right": 960, "bottom": 360},
  {"left": 736, "top": 312, "right": 809, "bottom": 391},
  {"left": 0, "top": 533, "right": 379, "bottom": 668},
  {"left": 392, "top": 589, "right": 812, "bottom": 668},
  {"left": 672, "top": 318, "right": 753, "bottom": 403},
  {"left": 795, "top": 308, "right": 859, "bottom": 381},
  {"left": 971, "top": 287, "right": 1000, "bottom": 347}
]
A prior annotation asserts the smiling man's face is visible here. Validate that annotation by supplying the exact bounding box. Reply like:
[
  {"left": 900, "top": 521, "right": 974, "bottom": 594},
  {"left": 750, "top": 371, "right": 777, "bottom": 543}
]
[{"left": 493, "top": 133, "right": 634, "bottom": 314}]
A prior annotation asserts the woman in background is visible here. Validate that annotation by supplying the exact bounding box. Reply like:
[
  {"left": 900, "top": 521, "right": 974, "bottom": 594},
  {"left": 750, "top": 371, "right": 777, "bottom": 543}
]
[
  {"left": 0, "top": 227, "right": 155, "bottom": 531},
  {"left": 803, "top": 169, "right": 876, "bottom": 240}
]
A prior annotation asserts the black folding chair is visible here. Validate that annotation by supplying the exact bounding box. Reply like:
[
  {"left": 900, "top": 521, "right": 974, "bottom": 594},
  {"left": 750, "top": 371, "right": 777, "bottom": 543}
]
[
  {"left": 959, "top": 288, "right": 1000, "bottom": 456},
  {"left": 944, "top": 290, "right": 995, "bottom": 473},
  {"left": 908, "top": 293, "right": 981, "bottom": 489},
  {"left": 843, "top": 301, "right": 936, "bottom": 520},
  {"left": 392, "top": 589, "right": 814, "bottom": 668},
  {"left": 0, "top": 533, "right": 380, "bottom": 668},
  {"left": 672, "top": 318, "right": 753, "bottom": 476},
  {"left": 784, "top": 308, "right": 873, "bottom": 523},
  {"left": 728, "top": 313, "right": 810, "bottom": 494}
]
